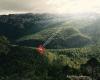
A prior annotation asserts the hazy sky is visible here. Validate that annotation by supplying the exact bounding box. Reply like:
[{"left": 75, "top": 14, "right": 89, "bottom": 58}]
[{"left": 0, "top": 0, "right": 100, "bottom": 14}]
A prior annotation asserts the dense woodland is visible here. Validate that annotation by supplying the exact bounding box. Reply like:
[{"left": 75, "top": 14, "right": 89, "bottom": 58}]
[{"left": 0, "top": 13, "right": 100, "bottom": 80}]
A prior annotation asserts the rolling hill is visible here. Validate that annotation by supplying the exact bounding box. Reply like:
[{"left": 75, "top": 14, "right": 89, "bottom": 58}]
[
  {"left": 17, "top": 27, "right": 92, "bottom": 48},
  {"left": 0, "top": 13, "right": 100, "bottom": 48},
  {"left": 80, "top": 18, "right": 100, "bottom": 44},
  {"left": 0, "top": 13, "right": 100, "bottom": 80}
]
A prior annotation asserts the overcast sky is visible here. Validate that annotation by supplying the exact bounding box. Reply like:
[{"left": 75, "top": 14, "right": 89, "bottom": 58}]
[{"left": 0, "top": 0, "right": 100, "bottom": 14}]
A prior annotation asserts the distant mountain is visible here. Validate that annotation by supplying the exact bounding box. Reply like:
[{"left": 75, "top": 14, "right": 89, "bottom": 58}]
[
  {"left": 17, "top": 27, "right": 92, "bottom": 49},
  {"left": 0, "top": 13, "right": 100, "bottom": 48},
  {"left": 0, "top": 13, "right": 67, "bottom": 41},
  {"left": 80, "top": 18, "right": 100, "bottom": 44},
  {"left": 0, "top": 13, "right": 100, "bottom": 80}
]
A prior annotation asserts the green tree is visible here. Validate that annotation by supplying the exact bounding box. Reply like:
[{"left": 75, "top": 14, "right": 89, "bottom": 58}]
[
  {"left": 80, "top": 57, "right": 100, "bottom": 80},
  {"left": 0, "top": 36, "right": 10, "bottom": 55}
]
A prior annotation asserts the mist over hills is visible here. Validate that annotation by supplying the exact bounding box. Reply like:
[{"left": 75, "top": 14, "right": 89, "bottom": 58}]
[
  {"left": 0, "top": 13, "right": 100, "bottom": 48},
  {"left": 0, "top": 13, "right": 100, "bottom": 80},
  {"left": 80, "top": 18, "right": 100, "bottom": 44}
]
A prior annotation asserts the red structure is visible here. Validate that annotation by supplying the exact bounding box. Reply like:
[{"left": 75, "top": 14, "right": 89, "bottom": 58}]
[{"left": 36, "top": 45, "right": 45, "bottom": 55}]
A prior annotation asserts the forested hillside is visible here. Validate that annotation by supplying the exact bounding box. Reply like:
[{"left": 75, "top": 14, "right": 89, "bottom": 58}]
[
  {"left": 0, "top": 13, "right": 97, "bottom": 48},
  {"left": 0, "top": 13, "right": 100, "bottom": 80}
]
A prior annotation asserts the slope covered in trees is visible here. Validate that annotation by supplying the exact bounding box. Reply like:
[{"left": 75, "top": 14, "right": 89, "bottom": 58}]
[
  {"left": 0, "top": 13, "right": 100, "bottom": 80},
  {"left": 0, "top": 13, "right": 98, "bottom": 48},
  {"left": 0, "top": 36, "right": 100, "bottom": 80}
]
